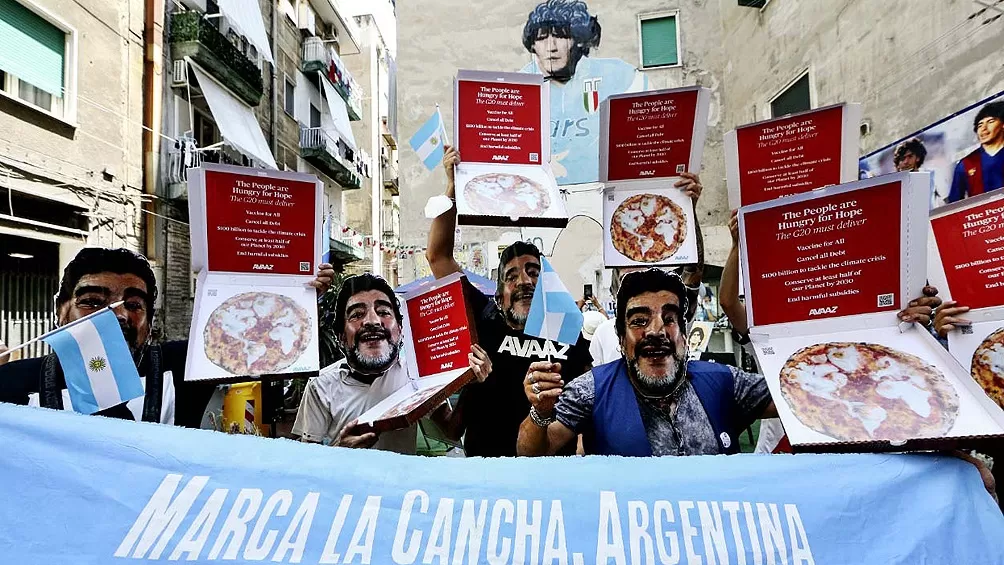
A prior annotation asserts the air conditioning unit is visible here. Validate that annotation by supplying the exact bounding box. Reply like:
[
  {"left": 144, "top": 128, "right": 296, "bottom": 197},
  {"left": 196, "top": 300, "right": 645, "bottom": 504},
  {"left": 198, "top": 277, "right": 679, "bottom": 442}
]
[
  {"left": 297, "top": 4, "right": 316, "bottom": 35},
  {"left": 171, "top": 60, "right": 188, "bottom": 87},
  {"left": 320, "top": 23, "right": 338, "bottom": 41}
]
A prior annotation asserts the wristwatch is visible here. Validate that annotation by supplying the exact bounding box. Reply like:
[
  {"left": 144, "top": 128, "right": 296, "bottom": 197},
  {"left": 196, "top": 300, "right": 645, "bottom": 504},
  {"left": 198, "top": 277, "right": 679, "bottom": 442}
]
[{"left": 529, "top": 406, "right": 556, "bottom": 428}]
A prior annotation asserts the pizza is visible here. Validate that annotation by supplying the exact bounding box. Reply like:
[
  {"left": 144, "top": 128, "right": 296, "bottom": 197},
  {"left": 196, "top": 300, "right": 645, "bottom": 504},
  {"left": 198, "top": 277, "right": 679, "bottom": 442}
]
[
  {"left": 779, "top": 342, "right": 959, "bottom": 442},
  {"left": 463, "top": 173, "right": 550, "bottom": 217},
  {"left": 204, "top": 292, "right": 312, "bottom": 375},
  {"left": 972, "top": 327, "right": 1004, "bottom": 408},
  {"left": 611, "top": 194, "right": 687, "bottom": 262},
  {"left": 381, "top": 386, "right": 444, "bottom": 420}
]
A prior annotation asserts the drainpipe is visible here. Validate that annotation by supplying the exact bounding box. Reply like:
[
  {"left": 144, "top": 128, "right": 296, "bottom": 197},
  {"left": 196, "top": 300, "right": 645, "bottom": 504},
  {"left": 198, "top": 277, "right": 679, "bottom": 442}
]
[
  {"left": 142, "top": 0, "right": 164, "bottom": 260},
  {"left": 270, "top": 0, "right": 278, "bottom": 157},
  {"left": 370, "top": 22, "right": 382, "bottom": 276}
]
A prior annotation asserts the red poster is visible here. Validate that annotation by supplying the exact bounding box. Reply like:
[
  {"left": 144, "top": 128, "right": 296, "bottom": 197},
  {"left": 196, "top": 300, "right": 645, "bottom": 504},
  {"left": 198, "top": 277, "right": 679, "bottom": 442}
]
[
  {"left": 606, "top": 90, "right": 699, "bottom": 181},
  {"left": 204, "top": 170, "right": 317, "bottom": 275},
  {"left": 736, "top": 106, "right": 845, "bottom": 206},
  {"left": 931, "top": 199, "right": 1004, "bottom": 309},
  {"left": 457, "top": 80, "right": 542, "bottom": 165},
  {"left": 744, "top": 181, "right": 902, "bottom": 326},
  {"left": 406, "top": 279, "right": 473, "bottom": 377}
]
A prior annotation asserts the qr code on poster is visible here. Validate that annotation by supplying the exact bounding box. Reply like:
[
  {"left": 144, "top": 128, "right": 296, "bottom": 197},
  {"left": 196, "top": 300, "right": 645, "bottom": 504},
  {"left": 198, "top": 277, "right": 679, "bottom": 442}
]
[
  {"left": 607, "top": 194, "right": 616, "bottom": 201},
  {"left": 300, "top": 262, "right": 310, "bottom": 272},
  {"left": 761, "top": 346, "right": 775, "bottom": 356},
  {"left": 207, "top": 289, "right": 218, "bottom": 297},
  {"left": 961, "top": 325, "right": 974, "bottom": 335},
  {"left": 676, "top": 164, "right": 686, "bottom": 174},
  {"left": 877, "top": 293, "right": 895, "bottom": 307},
  {"left": 530, "top": 152, "right": 539, "bottom": 163}
]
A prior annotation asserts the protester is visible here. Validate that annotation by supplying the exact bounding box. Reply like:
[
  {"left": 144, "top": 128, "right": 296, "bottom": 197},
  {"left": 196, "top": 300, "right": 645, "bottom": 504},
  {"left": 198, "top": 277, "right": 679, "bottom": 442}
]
[
  {"left": 0, "top": 247, "right": 335, "bottom": 427},
  {"left": 292, "top": 273, "right": 492, "bottom": 453},
  {"left": 949, "top": 101, "right": 1004, "bottom": 202},
  {"left": 518, "top": 268, "right": 775, "bottom": 456},
  {"left": 580, "top": 310, "right": 606, "bottom": 342}
]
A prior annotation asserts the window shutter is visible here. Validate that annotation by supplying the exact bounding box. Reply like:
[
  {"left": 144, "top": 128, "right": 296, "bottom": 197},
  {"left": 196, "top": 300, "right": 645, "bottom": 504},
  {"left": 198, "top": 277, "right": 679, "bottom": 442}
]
[
  {"left": 641, "top": 16, "right": 678, "bottom": 68},
  {"left": 770, "top": 75, "right": 812, "bottom": 118},
  {"left": 0, "top": 0, "right": 65, "bottom": 96}
]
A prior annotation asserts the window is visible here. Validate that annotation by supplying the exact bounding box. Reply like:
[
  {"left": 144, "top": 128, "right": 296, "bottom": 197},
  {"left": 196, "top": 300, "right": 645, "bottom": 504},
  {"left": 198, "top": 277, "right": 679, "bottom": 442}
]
[
  {"left": 283, "top": 76, "right": 295, "bottom": 116},
  {"left": 770, "top": 72, "right": 812, "bottom": 118},
  {"left": 0, "top": 0, "right": 75, "bottom": 121},
  {"left": 309, "top": 103, "right": 321, "bottom": 129},
  {"left": 639, "top": 13, "right": 680, "bottom": 69}
]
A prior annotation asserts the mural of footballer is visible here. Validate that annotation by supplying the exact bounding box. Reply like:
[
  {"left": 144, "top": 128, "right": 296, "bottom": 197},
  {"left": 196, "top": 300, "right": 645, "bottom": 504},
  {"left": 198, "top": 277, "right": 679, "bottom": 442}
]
[{"left": 520, "top": 0, "right": 648, "bottom": 185}]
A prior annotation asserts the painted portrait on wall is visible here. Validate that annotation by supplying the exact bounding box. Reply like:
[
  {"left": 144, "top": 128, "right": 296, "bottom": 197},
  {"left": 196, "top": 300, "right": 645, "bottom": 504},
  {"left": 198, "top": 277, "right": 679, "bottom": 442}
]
[{"left": 519, "top": 0, "right": 648, "bottom": 185}]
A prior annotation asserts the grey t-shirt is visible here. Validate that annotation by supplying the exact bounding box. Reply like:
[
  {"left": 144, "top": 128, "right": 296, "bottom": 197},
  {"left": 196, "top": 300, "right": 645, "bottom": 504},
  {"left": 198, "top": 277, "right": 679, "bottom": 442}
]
[{"left": 554, "top": 365, "right": 771, "bottom": 456}]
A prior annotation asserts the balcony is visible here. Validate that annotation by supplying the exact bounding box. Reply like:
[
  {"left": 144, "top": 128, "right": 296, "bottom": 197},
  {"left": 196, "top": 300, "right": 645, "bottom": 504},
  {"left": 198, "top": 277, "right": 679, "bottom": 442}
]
[
  {"left": 301, "top": 37, "right": 363, "bottom": 120},
  {"left": 165, "top": 138, "right": 249, "bottom": 200},
  {"left": 382, "top": 160, "right": 399, "bottom": 195},
  {"left": 170, "top": 11, "right": 264, "bottom": 107},
  {"left": 381, "top": 116, "right": 397, "bottom": 148},
  {"left": 300, "top": 127, "right": 362, "bottom": 190}
]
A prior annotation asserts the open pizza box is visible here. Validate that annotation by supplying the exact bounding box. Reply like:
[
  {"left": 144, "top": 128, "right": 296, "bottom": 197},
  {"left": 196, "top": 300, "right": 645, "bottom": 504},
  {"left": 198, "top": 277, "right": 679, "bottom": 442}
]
[
  {"left": 185, "top": 163, "right": 323, "bottom": 383},
  {"left": 739, "top": 171, "right": 1004, "bottom": 453},
  {"left": 726, "top": 103, "right": 861, "bottom": 209},
  {"left": 927, "top": 189, "right": 1004, "bottom": 407},
  {"left": 355, "top": 272, "right": 478, "bottom": 434},
  {"left": 597, "top": 86, "right": 710, "bottom": 267},
  {"left": 452, "top": 70, "right": 567, "bottom": 228}
]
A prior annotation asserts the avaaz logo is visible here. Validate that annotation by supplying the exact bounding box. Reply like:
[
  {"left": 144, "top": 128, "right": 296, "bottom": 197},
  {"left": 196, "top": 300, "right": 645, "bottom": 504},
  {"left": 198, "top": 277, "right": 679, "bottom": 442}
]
[
  {"left": 491, "top": 155, "right": 510, "bottom": 162},
  {"left": 253, "top": 264, "right": 274, "bottom": 271},
  {"left": 808, "top": 306, "right": 838, "bottom": 316}
]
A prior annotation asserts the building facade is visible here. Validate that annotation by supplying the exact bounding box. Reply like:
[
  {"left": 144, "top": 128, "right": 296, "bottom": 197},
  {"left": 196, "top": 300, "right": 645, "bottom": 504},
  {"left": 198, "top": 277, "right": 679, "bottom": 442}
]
[
  {"left": 396, "top": 0, "right": 1004, "bottom": 311},
  {"left": 153, "top": 0, "right": 398, "bottom": 340},
  {"left": 0, "top": 0, "right": 146, "bottom": 358}
]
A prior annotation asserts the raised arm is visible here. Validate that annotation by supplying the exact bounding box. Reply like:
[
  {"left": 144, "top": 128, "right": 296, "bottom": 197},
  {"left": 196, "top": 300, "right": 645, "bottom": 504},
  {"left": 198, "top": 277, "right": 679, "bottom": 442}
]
[
  {"left": 720, "top": 209, "right": 749, "bottom": 335},
  {"left": 425, "top": 145, "right": 463, "bottom": 279},
  {"left": 517, "top": 361, "right": 577, "bottom": 456}
]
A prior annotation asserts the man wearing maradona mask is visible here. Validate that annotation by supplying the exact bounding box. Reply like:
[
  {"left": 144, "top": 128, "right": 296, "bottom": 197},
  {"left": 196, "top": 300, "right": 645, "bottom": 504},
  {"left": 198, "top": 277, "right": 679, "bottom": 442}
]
[{"left": 293, "top": 273, "right": 492, "bottom": 453}]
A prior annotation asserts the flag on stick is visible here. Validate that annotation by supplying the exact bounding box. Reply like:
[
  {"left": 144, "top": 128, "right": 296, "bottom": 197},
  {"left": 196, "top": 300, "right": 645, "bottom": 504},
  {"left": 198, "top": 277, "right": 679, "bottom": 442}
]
[
  {"left": 409, "top": 107, "right": 449, "bottom": 171},
  {"left": 42, "top": 307, "right": 144, "bottom": 415},
  {"left": 524, "top": 257, "right": 584, "bottom": 346}
]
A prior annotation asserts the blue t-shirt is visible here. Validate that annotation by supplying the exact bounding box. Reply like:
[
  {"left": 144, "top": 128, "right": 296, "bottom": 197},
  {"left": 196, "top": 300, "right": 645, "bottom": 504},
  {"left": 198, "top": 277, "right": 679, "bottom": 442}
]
[
  {"left": 948, "top": 147, "right": 1004, "bottom": 202},
  {"left": 521, "top": 56, "right": 647, "bottom": 185}
]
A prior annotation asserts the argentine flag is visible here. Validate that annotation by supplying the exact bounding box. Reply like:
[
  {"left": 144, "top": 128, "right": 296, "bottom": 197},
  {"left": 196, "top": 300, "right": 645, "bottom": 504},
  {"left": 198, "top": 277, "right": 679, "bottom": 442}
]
[
  {"left": 42, "top": 308, "right": 144, "bottom": 415},
  {"left": 524, "top": 257, "right": 584, "bottom": 346},
  {"left": 409, "top": 108, "right": 449, "bottom": 171}
]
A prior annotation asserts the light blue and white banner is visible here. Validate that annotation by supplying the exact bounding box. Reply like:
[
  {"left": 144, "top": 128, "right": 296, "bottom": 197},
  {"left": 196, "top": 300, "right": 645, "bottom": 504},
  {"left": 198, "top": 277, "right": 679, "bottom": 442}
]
[
  {"left": 0, "top": 403, "right": 1002, "bottom": 564},
  {"left": 525, "top": 256, "right": 584, "bottom": 346},
  {"left": 41, "top": 308, "right": 143, "bottom": 414},
  {"left": 410, "top": 108, "right": 449, "bottom": 171}
]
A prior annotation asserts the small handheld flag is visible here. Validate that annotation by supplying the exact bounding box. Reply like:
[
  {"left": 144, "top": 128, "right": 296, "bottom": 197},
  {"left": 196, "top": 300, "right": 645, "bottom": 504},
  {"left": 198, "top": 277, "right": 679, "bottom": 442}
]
[
  {"left": 524, "top": 257, "right": 584, "bottom": 346},
  {"left": 42, "top": 307, "right": 144, "bottom": 415},
  {"left": 409, "top": 107, "right": 449, "bottom": 171}
]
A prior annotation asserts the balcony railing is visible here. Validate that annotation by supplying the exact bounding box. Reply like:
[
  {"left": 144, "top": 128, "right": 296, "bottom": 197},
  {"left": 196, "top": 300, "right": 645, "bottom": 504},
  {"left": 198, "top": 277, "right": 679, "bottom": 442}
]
[
  {"left": 300, "top": 126, "right": 363, "bottom": 189},
  {"left": 382, "top": 161, "right": 399, "bottom": 195},
  {"left": 170, "top": 11, "right": 264, "bottom": 106},
  {"left": 301, "top": 37, "right": 363, "bottom": 120},
  {"left": 166, "top": 138, "right": 248, "bottom": 200}
]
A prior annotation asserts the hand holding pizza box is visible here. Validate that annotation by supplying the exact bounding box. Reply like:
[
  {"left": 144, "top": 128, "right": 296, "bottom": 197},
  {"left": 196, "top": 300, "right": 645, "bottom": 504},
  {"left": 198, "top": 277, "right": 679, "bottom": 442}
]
[
  {"left": 452, "top": 70, "right": 567, "bottom": 228},
  {"left": 928, "top": 189, "right": 1004, "bottom": 407},
  {"left": 186, "top": 164, "right": 323, "bottom": 382},
  {"left": 739, "top": 171, "right": 1004, "bottom": 452},
  {"left": 598, "top": 86, "right": 711, "bottom": 267},
  {"left": 355, "top": 272, "right": 478, "bottom": 433},
  {"left": 726, "top": 103, "right": 861, "bottom": 208}
]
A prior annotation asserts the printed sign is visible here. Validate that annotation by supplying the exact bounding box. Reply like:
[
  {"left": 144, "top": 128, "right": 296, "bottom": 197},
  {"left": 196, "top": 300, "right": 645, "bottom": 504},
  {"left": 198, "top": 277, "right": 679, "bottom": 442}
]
[
  {"left": 456, "top": 80, "right": 543, "bottom": 165},
  {"left": 203, "top": 169, "right": 318, "bottom": 275},
  {"left": 930, "top": 190, "right": 1004, "bottom": 310},
  {"left": 601, "top": 87, "right": 708, "bottom": 181},
  {"left": 2, "top": 403, "right": 1004, "bottom": 565},
  {"left": 406, "top": 277, "right": 475, "bottom": 377},
  {"left": 727, "top": 104, "right": 860, "bottom": 207},
  {"left": 602, "top": 184, "right": 697, "bottom": 267},
  {"left": 742, "top": 180, "right": 902, "bottom": 326}
]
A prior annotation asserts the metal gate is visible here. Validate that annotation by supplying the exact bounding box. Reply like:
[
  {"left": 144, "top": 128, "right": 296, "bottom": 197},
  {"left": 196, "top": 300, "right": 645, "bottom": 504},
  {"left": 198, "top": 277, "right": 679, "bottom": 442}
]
[{"left": 0, "top": 272, "right": 58, "bottom": 360}]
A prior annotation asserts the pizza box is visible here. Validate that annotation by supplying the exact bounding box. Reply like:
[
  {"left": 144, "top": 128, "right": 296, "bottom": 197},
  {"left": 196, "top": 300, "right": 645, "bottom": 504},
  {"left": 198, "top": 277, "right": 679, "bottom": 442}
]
[
  {"left": 726, "top": 103, "right": 861, "bottom": 209},
  {"left": 185, "top": 163, "right": 324, "bottom": 382},
  {"left": 356, "top": 272, "right": 479, "bottom": 433},
  {"left": 739, "top": 171, "right": 1004, "bottom": 452},
  {"left": 947, "top": 308, "right": 1004, "bottom": 410},
  {"left": 598, "top": 86, "right": 711, "bottom": 183},
  {"left": 601, "top": 181, "right": 698, "bottom": 267},
  {"left": 453, "top": 70, "right": 566, "bottom": 228}
]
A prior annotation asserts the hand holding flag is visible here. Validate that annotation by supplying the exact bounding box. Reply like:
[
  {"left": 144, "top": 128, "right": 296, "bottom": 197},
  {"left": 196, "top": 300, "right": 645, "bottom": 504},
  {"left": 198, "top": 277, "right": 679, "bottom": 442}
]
[{"left": 524, "top": 257, "right": 584, "bottom": 346}]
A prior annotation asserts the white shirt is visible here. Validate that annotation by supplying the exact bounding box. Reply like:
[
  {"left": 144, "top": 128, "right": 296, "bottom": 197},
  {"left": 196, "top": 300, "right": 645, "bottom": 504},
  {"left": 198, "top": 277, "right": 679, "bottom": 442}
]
[
  {"left": 292, "top": 358, "right": 417, "bottom": 454},
  {"left": 589, "top": 318, "right": 622, "bottom": 365},
  {"left": 29, "top": 374, "right": 176, "bottom": 424}
]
